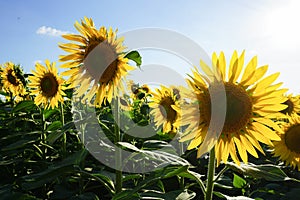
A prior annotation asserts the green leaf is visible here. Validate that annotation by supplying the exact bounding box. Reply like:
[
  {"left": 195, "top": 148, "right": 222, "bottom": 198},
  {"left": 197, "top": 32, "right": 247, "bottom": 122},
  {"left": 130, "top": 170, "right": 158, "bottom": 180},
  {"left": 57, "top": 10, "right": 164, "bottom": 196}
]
[
  {"left": 118, "top": 142, "right": 141, "bottom": 152},
  {"left": 112, "top": 190, "right": 140, "bottom": 200},
  {"left": 44, "top": 108, "right": 59, "bottom": 120},
  {"left": 47, "top": 121, "right": 75, "bottom": 144},
  {"left": 142, "top": 140, "right": 177, "bottom": 154},
  {"left": 21, "top": 149, "right": 88, "bottom": 190},
  {"left": 122, "top": 174, "right": 143, "bottom": 182},
  {"left": 227, "top": 162, "right": 300, "bottom": 182},
  {"left": 125, "top": 51, "right": 142, "bottom": 67},
  {"left": 70, "top": 192, "right": 100, "bottom": 200},
  {"left": 112, "top": 165, "right": 190, "bottom": 200},
  {"left": 1, "top": 138, "right": 36, "bottom": 151},
  {"left": 12, "top": 100, "right": 36, "bottom": 113},
  {"left": 233, "top": 173, "right": 246, "bottom": 188},
  {"left": 46, "top": 121, "right": 62, "bottom": 131},
  {"left": 89, "top": 173, "right": 115, "bottom": 194},
  {"left": 118, "top": 141, "right": 190, "bottom": 170},
  {"left": 214, "top": 191, "right": 255, "bottom": 200},
  {"left": 175, "top": 190, "right": 196, "bottom": 200},
  {"left": 178, "top": 170, "right": 205, "bottom": 193},
  {"left": 140, "top": 189, "right": 195, "bottom": 200}
]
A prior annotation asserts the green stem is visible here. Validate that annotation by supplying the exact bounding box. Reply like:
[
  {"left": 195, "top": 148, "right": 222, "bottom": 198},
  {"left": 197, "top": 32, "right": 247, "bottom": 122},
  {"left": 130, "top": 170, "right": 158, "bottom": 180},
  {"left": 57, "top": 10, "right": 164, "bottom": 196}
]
[
  {"left": 41, "top": 108, "right": 47, "bottom": 160},
  {"left": 178, "top": 133, "right": 185, "bottom": 189},
  {"left": 60, "top": 103, "right": 66, "bottom": 157},
  {"left": 206, "top": 147, "right": 216, "bottom": 200},
  {"left": 114, "top": 97, "right": 122, "bottom": 193}
]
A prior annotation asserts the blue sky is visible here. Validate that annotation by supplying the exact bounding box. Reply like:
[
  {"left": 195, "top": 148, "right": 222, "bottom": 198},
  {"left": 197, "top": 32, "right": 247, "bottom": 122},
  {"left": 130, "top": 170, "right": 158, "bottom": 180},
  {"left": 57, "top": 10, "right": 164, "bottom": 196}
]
[{"left": 1, "top": 0, "right": 300, "bottom": 93}]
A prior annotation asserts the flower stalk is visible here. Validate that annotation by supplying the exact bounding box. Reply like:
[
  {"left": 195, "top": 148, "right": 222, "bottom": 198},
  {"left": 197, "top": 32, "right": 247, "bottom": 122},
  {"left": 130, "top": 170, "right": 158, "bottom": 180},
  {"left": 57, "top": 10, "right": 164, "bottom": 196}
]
[{"left": 206, "top": 147, "right": 216, "bottom": 200}]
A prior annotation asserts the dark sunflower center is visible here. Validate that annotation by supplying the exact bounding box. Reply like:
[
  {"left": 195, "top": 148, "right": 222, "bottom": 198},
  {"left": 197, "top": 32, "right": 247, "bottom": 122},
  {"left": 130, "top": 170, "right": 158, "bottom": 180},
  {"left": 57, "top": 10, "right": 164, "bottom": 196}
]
[
  {"left": 84, "top": 40, "right": 118, "bottom": 84},
  {"left": 159, "top": 96, "right": 177, "bottom": 123},
  {"left": 40, "top": 73, "right": 59, "bottom": 97},
  {"left": 7, "top": 70, "right": 19, "bottom": 86},
  {"left": 285, "top": 124, "right": 300, "bottom": 153},
  {"left": 280, "top": 99, "right": 294, "bottom": 115},
  {"left": 201, "top": 82, "right": 253, "bottom": 134},
  {"left": 172, "top": 88, "right": 181, "bottom": 100}
]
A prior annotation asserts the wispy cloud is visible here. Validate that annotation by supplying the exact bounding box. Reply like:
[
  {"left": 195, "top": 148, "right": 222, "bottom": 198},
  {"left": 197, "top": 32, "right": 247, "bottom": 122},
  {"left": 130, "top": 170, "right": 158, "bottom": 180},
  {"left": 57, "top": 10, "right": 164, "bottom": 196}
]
[
  {"left": 36, "top": 26, "right": 69, "bottom": 37},
  {"left": 33, "top": 60, "right": 42, "bottom": 64}
]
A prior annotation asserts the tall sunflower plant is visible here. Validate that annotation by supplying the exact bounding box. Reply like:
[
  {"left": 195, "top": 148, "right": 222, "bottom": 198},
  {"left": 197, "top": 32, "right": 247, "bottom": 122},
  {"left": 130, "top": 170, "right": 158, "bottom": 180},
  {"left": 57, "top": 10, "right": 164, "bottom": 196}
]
[{"left": 2, "top": 17, "right": 300, "bottom": 200}]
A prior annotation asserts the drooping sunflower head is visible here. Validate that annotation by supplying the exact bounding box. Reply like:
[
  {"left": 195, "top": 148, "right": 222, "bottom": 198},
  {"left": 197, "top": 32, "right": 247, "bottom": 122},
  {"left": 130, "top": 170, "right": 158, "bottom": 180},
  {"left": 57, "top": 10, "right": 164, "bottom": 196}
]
[
  {"left": 271, "top": 114, "right": 300, "bottom": 170},
  {"left": 180, "top": 50, "right": 288, "bottom": 165},
  {"left": 149, "top": 85, "right": 181, "bottom": 134},
  {"left": 0, "top": 62, "right": 26, "bottom": 97},
  {"left": 28, "top": 60, "right": 66, "bottom": 109},
  {"left": 127, "top": 80, "right": 151, "bottom": 100},
  {"left": 59, "top": 17, "right": 134, "bottom": 107},
  {"left": 280, "top": 94, "right": 300, "bottom": 116}
]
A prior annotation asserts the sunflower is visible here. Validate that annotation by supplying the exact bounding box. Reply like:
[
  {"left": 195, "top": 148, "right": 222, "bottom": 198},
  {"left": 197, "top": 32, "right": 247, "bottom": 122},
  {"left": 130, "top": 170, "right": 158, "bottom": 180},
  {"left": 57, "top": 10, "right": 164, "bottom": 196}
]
[
  {"left": 280, "top": 94, "right": 300, "bottom": 116},
  {"left": 59, "top": 17, "right": 134, "bottom": 107},
  {"left": 180, "top": 50, "right": 288, "bottom": 165},
  {"left": 127, "top": 80, "right": 151, "bottom": 100},
  {"left": 0, "top": 62, "right": 26, "bottom": 97},
  {"left": 271, "top": 114, "right": 300, "bottom": 170},
  {"left": 149, "top": 85, "right": 181, "bottom": 134},
  {"left": 120, "top": 80, "right": 151, "bottom": 111},
  {"left": 28, "top": 60, "right": 66, "bottom": 109}
]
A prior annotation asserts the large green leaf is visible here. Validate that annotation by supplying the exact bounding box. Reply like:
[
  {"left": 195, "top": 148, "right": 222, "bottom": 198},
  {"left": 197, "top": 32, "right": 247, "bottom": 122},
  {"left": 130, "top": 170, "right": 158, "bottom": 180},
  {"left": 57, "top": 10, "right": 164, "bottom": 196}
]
[
  {"left": 125, "top": 51, "right": 142, "bottom": 67},
  {"left": 140, "top": 189, "right": 196, "bottom": 200},
  {"left": 47, "top": 121, "right": 75, "bottom": 144},
  {"left": 214, "top": 192, "right": 255, "bottom": 200},
  {"left": 12, "top": 100, "right": 37, "bottom": 113},
  {"left": 118, "top": 142, "right": 190, "bottom": 167},
  {"left": 1, "top": 138, "right": 37, "bottom": 151},
  {"left": 142, "top": 140, "right": 177, "bottom": 154},
  {"left": 69, "top": 192, "right": 100, "bottom": 200},
  {"left": 112, "top": 165, "right": 190, "bottom": 200},
  {"left": 21, "top": 149, "right": 88, "bottom": 190},
  {"left": 0, "top": 184, "right": 41, "bottom": 200},
  {"left": 43, "top": 108, "right": 59, "bottom": 120},
  {"left": 227, "top": 162, "right": 300, "bottom": 182},
  {"left": 46, "top": 121, "right": 62, "bottom": 131},
  {"left": 233, "top": 173, "right": 246, "bottom": 189}
]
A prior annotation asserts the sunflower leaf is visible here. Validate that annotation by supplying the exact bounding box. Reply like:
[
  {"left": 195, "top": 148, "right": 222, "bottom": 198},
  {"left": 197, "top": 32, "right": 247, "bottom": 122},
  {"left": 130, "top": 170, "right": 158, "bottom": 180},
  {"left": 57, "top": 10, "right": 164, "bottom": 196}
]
[
  {"left": 125, "top": 51, "right": 142, "bottom": 68},
  {"left": 227, "top": 162, "right": 300, "bottom": 182},
  {"left": 214, "top": 191, "right": 255, "bottom": 200},
  {"left": 12, "top": 100, "right": 37, "bottom": 113},
  {"left": 233, "top": 173, "right": 246, "bottom": 188}
]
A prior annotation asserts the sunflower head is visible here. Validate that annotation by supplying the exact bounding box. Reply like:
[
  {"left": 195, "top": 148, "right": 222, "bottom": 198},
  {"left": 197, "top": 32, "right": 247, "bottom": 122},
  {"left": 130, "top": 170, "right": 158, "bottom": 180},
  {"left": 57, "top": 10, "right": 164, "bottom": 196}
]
[
  {"left": 280, "top": 94, "right": 300, "bottom": 116},
  {"left": 271, "top": 114, "right": 300, "bottom": 170},
  {"left": 149, "top": 85, "right": 181, "bottom": 134},
  {"left": 28, "top": 60, "right": 66, "bottom": 109},
  {"left": 59, "top": 17, "right": 135, "bottom": 107},
  {"left": 180, "top": 50, "right": 287, "bottom": 165},
  {"left": 127, "top": 80, "right": 151, "bottom": 100},
  {"left": 0, "top": 62, "right": 27, "bottom": 98}
]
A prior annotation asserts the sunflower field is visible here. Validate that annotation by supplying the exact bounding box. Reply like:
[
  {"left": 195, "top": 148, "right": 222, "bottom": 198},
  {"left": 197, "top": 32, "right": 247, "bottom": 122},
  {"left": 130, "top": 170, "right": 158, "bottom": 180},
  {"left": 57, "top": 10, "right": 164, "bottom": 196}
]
[{"left": 1, "top": 17, "right": 300, "bottom": 200}]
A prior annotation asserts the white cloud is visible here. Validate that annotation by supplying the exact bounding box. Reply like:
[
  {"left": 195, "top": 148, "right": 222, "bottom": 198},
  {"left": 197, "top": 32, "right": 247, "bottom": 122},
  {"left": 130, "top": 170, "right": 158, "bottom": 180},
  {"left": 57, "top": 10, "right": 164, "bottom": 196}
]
[
  {"left": 33, "top": 60, "right": 42, "bottom": 64},
  {"left": 36, "top": 26, "right": 69, "bottom": 37}
]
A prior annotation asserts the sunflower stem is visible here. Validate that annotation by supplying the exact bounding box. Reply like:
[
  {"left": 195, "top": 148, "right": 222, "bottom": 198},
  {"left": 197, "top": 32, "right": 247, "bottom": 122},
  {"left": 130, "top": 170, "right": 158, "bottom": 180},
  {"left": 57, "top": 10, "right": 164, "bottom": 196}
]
[
  {"left": 206, "top": 147, "right": 216, "bottom": 200},
  {"left": 178, "top": 131, "right": 185, "bottom": 189},
  {"left": 60, "top": 103, "right": 66, "bottom": 158},
  {"left": 9, "top": 92, "right": 14, "bottom": 107},
  {"left": 114, "top": 97, "right": 122, "bottom": 193},
  {"left": 41, "top": 108, "right": 47, "bottom": 160}
]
